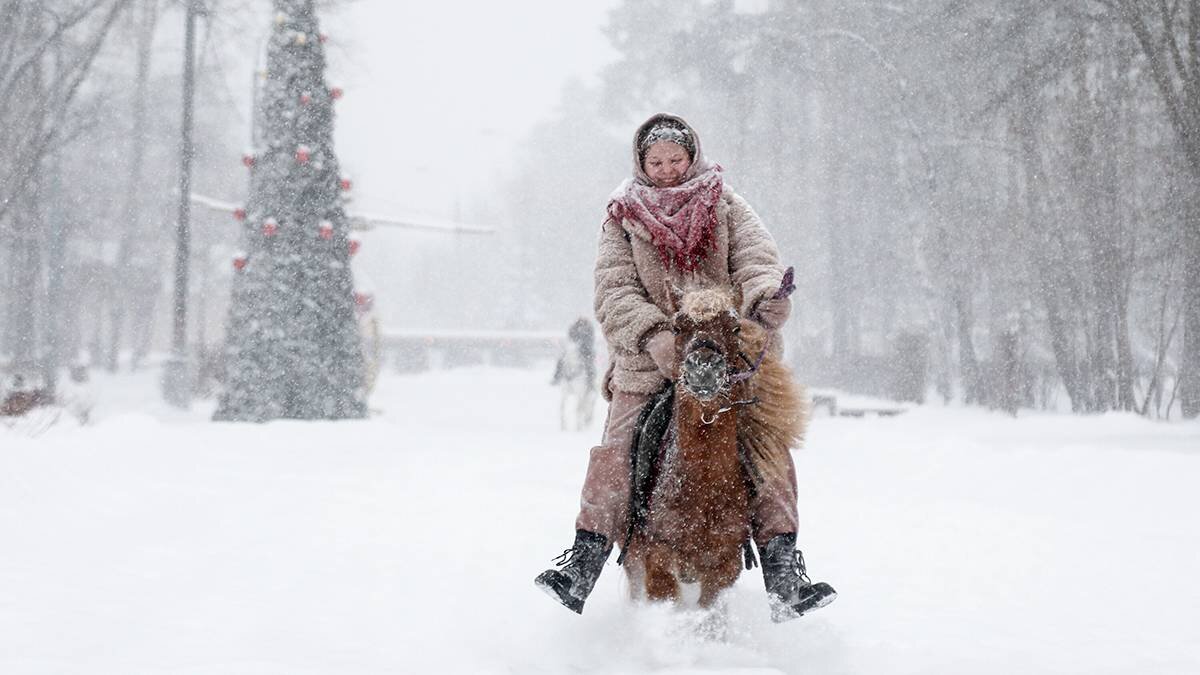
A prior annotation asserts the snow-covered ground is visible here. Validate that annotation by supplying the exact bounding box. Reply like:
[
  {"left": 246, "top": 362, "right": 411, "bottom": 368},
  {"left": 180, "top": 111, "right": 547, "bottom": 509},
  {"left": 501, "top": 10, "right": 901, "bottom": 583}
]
[{"left": 2, "top": 365, "right": 1199, "bottom": 674}]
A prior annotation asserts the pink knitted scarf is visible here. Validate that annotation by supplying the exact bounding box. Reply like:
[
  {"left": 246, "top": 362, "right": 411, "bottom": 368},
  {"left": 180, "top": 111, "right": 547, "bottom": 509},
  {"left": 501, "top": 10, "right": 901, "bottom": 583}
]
[{"left": 608, "top": 164, "right": 724, "bottom": 272}]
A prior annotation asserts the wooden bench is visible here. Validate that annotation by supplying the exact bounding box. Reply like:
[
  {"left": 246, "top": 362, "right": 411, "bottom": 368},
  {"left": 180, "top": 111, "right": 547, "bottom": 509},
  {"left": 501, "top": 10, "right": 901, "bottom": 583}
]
[
  {"left": 836, "top": 406, "right": 906, "bottom": 418},
  {"left": 810, "top": 394, "right": 839, "bottom": 416},
  {"left": 810, "top": 393, "right": 906, "bottom": 418}
]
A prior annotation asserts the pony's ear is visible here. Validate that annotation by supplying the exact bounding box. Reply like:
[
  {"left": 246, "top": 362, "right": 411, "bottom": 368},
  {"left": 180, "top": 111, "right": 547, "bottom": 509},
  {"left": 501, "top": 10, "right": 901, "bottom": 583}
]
[{"left": 663, "top": 281, "right": 683, "bottom": 315}]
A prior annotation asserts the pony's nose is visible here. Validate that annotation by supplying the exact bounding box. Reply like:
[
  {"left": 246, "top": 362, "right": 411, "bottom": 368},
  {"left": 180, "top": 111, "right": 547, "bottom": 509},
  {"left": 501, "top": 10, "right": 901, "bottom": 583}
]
[{"left": 681, "top": 350, "right": 727, "bottom": 399}]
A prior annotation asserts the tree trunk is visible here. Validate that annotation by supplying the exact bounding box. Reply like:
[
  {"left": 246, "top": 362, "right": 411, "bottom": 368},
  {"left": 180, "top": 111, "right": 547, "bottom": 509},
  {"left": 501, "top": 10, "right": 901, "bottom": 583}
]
[
  {"left": 41, "top": 144, "right": 66, "bottom": 397},
  {"left": 1116, "top": 0, "right": 1200, "bottom": 417},
  {"left": 1182, "top": 198, "right": 1200, "bottom": 417},
  {"left": 828, "top": 155, "right": 854, "bottom": 375},
  {"left": 6, "top": 47, "right": 45, "bottom": 376},
  {"left": 954, "top": 283, "right": 982, "bottom": 404},
  {"left": 997, "top": 327, "right": 1021, "bottom": 416},
  {"left": 9, "top": 196, "right": 42, "bottom": 373},
  {"left": 1090, "top": 254, "right": 1118, "bottom": 412},
  {"left": 1115, "top": 302, "right": 1135, "bottom": 410},
  {"left": 1015, "top": 104, "right": 1087, "bottom": 412},
  {"left": 1041, "top": 275, "right": 1084, "bottom": 412},
  {"left": 107, "top": 0, "right": 158, "bottom": 372}
]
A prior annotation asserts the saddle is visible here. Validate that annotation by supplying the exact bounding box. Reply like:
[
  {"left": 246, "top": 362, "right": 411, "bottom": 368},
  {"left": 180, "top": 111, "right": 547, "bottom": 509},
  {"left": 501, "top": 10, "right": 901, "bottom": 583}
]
[{"left": 617, "top": 382, "right": 758, "bottom": 568}]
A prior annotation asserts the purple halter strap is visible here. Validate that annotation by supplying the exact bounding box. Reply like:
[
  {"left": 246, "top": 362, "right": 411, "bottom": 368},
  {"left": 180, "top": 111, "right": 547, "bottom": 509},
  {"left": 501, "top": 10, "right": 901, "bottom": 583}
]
[{"left": 729, "top": 266, "right": 795, "bottom": 384}]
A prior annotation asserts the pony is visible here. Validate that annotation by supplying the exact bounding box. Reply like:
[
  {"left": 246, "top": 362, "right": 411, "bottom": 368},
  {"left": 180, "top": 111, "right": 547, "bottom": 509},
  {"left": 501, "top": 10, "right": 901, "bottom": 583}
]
[{"left": 621, "top": 284, "right": 808, "bottom": 610}]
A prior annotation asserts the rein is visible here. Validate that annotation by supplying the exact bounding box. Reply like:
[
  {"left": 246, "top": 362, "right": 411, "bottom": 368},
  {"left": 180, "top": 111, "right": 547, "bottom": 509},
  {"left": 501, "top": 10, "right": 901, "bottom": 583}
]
[
  {"left": 728, "top": 336, "right": 771, "bottom": 385},
  {"left": 726, "top": 265, "right": 795, "bottom": 385},
  {"left": 700, "top": 396, "right": 759, "bottom": 425},
  {"left": 696, "top": 266, "right": 795, "bottom": 424},
  {"left": 695, "top": 339, "right": 768, "bottom": 425}
]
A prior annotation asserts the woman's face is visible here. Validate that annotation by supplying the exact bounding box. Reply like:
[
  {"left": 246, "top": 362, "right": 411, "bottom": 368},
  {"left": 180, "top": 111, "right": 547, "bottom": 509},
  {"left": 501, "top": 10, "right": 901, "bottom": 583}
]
[{"left": 642, "top": 141, "right": 692, "bottom": 188}]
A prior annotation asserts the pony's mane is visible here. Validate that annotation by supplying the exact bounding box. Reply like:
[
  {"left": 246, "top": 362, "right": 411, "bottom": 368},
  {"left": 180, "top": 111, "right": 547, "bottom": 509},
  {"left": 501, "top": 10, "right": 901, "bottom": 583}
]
[
  {"left": 675, "top": 287, "right": 809, "bottom": 478},
  {"left": 736, "top": 319, "right": 809, "bottom": 484},
  {"left": 680, "top": 287, "right": 735, "bottom": 322}
]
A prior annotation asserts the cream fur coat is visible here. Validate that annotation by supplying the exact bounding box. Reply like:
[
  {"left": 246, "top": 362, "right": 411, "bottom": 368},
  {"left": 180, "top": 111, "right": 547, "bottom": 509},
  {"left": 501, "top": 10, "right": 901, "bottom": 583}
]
[{"left": 594, "top": 185, "right": 789, "bottom": 398}]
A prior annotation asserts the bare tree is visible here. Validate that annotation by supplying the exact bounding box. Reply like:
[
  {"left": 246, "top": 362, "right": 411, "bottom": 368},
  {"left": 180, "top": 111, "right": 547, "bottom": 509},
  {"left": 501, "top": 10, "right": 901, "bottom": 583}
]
[
  {"left": 0, "top": 0, "right": 133, "bottom": 382},
  {"left": 1095, "top": 0, "right": 1200, "bottom": 417},
  {"left": 0, "top": 0, "right": 132, "bottom": 224}
]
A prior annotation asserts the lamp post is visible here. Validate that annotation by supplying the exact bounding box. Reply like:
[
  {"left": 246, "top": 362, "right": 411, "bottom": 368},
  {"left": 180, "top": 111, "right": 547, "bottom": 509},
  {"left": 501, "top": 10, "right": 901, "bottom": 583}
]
[{"left": 162, "top": 0, "right": 202, "bottom": 408}]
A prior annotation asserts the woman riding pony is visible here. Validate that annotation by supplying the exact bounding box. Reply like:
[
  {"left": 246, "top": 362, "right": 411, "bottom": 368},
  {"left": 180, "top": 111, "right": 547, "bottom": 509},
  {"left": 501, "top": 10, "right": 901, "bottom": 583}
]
[{"left": 534, "top": 113, "right": 835, "bottom": 621}]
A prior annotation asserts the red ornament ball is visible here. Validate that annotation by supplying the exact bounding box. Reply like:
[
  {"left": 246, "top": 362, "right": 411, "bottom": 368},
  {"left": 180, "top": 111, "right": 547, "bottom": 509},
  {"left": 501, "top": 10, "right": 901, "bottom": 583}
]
[
  {"left": 319, "top": 33, "right": 329, "bottom": 44},
  {"left": 330, "top": 86, "right": 344, "bottom": 100},
  {"left": 241, "top": 153, "right": 255, "bottom": 168},
  {"left": 354, "top": 291, "right": 374, "bottom": 310},
  {"left": 348, "top": 238, "right": 361, "bottom": 256},
  {"left": 233, "top": 207, "right": 247, "bottom": 221},
  {"left": 319, "top": 220, "right": 334, "bottom": 240},
  {"left": 300, "top": 92, "right": 312, "bottom": 105},
  {"left": 296, "top": 145, "right": 311, "bottom": 164},
  {"left": 339, "top": 176, "right": 352, "bottom": 191},
  {"left": 232, "top": 254, "right": 248, "bottom": 271},
  {"left": 263, "top": 218, "right": 279, "bottom": 237}
]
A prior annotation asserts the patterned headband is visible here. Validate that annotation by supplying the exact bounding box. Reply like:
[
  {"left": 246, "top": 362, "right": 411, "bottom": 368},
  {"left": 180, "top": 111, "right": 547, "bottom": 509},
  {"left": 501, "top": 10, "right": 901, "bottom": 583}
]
[{"left": 640, "top": 123, "right": 696, "bottom": 158}]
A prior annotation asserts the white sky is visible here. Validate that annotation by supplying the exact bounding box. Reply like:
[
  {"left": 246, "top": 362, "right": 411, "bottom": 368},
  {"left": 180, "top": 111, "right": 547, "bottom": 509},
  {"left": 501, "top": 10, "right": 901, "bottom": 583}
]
[{"left": 324, "top": 0, "right": 621, "bottom": 221}]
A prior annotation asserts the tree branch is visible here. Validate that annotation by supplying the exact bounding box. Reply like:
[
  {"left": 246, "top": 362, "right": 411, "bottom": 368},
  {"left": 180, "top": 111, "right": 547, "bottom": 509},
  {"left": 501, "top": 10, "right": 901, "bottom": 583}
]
[
  {"left": 1159, "top": 0, "right": 1193, "bottom": 86},
  {"left": 0, "top": 0, "right": 131, "bottom": 225},
  {"left": 1119, "top": 0, "right": 1200, "bottom": 171},
  {"left": 0, "top": 0, "right": 105, "bottom": 102}
]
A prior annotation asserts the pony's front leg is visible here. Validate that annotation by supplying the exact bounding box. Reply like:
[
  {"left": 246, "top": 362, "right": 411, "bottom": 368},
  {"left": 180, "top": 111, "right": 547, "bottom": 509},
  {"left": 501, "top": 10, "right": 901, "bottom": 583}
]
[
  {"left": 697, "top": 551, "right": 742, "bottom": 608},
  {"left": 643, "top": 546, "right": 679, "bottom": 603}
]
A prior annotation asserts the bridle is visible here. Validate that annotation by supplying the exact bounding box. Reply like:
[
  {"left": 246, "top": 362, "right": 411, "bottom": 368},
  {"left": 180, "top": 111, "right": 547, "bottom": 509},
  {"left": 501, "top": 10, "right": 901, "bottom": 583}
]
[
  {"left": 695, "top": 339, "right": 770, "bottom": 425},
  {"left": 686, "top": 266, "right": 795, "bottom": 426},
  {"left": 679, "top": 326, "right": 774, "bottom": 425}
]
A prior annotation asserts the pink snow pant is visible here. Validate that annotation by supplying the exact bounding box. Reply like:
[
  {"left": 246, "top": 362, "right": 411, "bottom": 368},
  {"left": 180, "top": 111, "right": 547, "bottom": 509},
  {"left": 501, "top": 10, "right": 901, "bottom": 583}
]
[{"left": 575, "top": 390, "right": 799, "bottom": 548}]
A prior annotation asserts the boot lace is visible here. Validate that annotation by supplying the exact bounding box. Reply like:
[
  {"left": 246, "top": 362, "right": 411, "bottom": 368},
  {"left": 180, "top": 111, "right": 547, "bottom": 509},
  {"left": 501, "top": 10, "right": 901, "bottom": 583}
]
[
  {"left": 793, "top": 550, "right": 812, "bottom": 585},
  {"left": 551, "top": 547, "right": 579, "bottom": 568}
]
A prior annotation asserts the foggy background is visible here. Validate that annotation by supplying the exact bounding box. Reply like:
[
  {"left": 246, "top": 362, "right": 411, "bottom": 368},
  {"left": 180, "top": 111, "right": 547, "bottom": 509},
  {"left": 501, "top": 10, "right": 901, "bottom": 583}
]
[{"left": 2, "top": 0, "right": 1197, "bottom": 418}]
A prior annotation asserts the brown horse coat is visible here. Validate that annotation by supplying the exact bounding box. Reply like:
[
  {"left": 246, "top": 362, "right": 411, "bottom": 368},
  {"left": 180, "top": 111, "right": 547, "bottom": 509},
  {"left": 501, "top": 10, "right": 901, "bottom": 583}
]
[{"left": 621, "top": 288, "right": 808, "bottom": 607}]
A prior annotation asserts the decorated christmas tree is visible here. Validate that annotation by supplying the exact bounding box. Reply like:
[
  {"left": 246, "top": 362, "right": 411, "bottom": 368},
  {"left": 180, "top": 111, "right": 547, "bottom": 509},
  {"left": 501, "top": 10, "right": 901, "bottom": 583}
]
[{"left": 214, "top": 0, "right": 365, "bottom": 421}]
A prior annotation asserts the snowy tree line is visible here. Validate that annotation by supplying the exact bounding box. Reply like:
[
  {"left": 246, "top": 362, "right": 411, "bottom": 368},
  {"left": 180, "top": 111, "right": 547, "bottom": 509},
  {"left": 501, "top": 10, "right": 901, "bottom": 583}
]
[
  {"left": 505, "top": 0, "right": 1200, "bottom": 418},
  {"left": 0, "top": 0, "right": 291, "bottom": 398},
  {"left": 0, "top": 1, "right": 253, "bottom": 389},
  {"left": 2, "top": 0, "right": 1197, "bottom": 419},
  {"left": 2, "top": 0, "right": 138, "bottom": 395}
]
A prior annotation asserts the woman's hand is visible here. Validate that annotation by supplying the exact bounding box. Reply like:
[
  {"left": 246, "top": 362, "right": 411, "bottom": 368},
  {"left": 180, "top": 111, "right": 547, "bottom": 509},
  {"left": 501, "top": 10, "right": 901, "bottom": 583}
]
[
  {"left": 753, "top": 296, "right": 791, "bottom": 330},
  {"left": 645, "top": 330, "right": 678, "bottom": 380}
]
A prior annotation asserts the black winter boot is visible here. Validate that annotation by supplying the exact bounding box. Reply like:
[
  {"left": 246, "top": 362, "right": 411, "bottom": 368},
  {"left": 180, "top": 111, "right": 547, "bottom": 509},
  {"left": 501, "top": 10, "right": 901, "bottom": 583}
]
[
  {"left": 761, "top": 533, "right": 837, "bottom": 623},
  {"left": 534, "top": 530, "right": 611, "bottom": 614}
]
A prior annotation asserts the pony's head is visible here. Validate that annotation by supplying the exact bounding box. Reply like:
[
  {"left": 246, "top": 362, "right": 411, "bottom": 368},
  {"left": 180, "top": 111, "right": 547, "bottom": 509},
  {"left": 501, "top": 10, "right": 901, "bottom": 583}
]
[{"left": 666, "top": 284, "right": 744, "bottom": 401}]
